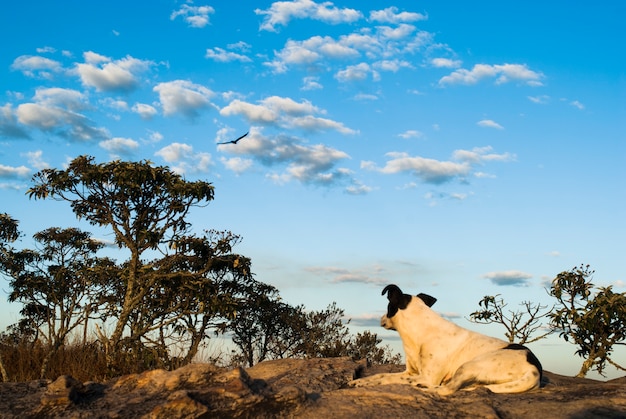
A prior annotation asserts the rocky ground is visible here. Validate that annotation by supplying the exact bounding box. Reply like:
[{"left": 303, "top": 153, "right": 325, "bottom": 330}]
[{"left": 0, "top": 357, "right": 625, "bottom": 418}]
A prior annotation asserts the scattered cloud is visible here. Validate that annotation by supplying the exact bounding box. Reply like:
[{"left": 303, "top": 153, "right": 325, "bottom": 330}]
[
  {"left": 570, "top": 100, "right": 585, "bottom": 110},
  {"left": 205, "top": 47, "right": 252, "bottom": 63},
  {"left": 364, "top": 146, "right": 513, "bottom": 185},
  {"left": 301, "top": 76, "right": 323, "bottom": 90},
  {"left": 155, "top": 142, "right": 213, "bottom": 174},
  {"left": 0, "top": 164, "right": 30, "bottom": 178},
  {"left": 14, "top": 88, "right": 109, "bottom": 142},
  {"left": 99, "top": 137, "right": 140, "bottom": 157},
  {"left": 22, "top": 150, "right": 49, "bottom": 170},
  {"left": 11, "top": 55, "right": 63, "bottom": 79},
  {"left": 170, "top": 4, "right": 215, "bottom": 28},
  {"left": 528, "top": 95, "right": 550, "bottom": 104},
  {"left": 256, "top": 0, "right": 362, "bottom": 32},
  {"left": 482, "top": 270, "right": 532, "bottom": 286},
  {"left": 132, "top": 103, "right": 158, "bottom": 119},
  {"left": 398, "top": 130, "right": 423, "bottom": 139},
  {"left": 153, "top": 80, "right": 215, "bottom": 118},
  {"left": 264, "top": 22, "right": 438, "bottom": 76},
  {"left": 305, "top": 265, "right": 388, "bottom": 285},
  {"left": 218, "top": 128, "right": 354, "bottom": 187},
  {"left": 430, "top": 57, "right": 461, "bottom": 68},
  {"left": 220, "top": 95, "right": 356, "bottom": 134},
  {"left": 477, "top": 119, "right": 504, "bottom": 130},
  {"left": 439, "top": 63, "right": 543, "bottom": 86},
  {"left": 76, "top": 52, "right": 153, "bottom": 92},
  {"left": 369, "top": 6, "right": 427, "bottom": 24}
]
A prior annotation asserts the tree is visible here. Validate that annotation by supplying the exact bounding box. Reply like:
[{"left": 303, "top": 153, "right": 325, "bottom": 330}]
[
  {"left": 0, "top": 221, "right": 115, "bottom": 378},
  {"left": 228, "top": 281, "right": 291, "bottom": 367},
  {"left": 229, "top": 297, "right": 401, "bottom": 367},
  {"left": 27, "top": 156, "right": 248, "bottom": 367},
  {"left": 549, "top": 264, "right": 626, "bottom": 377},
  {"left": 468, "top": 295, "right": 552, "bottom": 344}
]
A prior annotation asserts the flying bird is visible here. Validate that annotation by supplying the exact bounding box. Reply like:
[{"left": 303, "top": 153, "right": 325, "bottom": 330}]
[{"left": 217, "top": 131, "right": 248, "bottom": 145}]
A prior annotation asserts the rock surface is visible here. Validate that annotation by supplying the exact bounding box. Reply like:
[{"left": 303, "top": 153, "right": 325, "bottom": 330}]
[{"left": 0, "top": 357, "right": 625, "bottom": 418}]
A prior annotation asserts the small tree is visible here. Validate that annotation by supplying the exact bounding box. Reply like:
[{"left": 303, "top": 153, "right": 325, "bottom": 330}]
[
  {"left": 469, "top": 295, "right": 552, "bottom": 344},
  {"left": 549, "top": 264, "right": 626, "bottom": 377},
  {"left": 0, "top": 222, "right": 115, "bottom": 378}
]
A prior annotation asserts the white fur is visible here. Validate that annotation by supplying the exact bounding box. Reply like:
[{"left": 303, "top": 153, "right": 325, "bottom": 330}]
[{"left": 350, "top": 289, "right": 542, "bottom": 395}]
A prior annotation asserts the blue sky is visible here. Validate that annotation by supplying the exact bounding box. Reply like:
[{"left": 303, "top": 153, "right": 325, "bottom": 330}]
[{"left": 1, "top": 1, "right": 625, "bottom": 379}]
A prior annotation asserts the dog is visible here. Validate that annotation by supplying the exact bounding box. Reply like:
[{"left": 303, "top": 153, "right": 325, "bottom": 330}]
[{"left": 350, "top": 284, "right": 542, "bottom": 395}]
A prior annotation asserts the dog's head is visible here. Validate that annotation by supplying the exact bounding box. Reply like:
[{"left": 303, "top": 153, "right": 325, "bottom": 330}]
[{"left": 380, "top": 284, "right": 437, "bottom": 330}]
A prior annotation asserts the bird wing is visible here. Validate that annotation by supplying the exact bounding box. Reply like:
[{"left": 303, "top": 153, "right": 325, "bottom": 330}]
[{"left": 217, "top": 131, "right": 248, "bottom": 145}]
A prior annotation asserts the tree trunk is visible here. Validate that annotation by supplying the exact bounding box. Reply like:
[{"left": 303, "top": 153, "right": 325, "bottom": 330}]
[{"left": 576, "top": 357, "right": 594, "bottom": 378}]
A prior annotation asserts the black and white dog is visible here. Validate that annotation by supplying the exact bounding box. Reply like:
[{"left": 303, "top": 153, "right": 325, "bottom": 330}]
[{"left": 350, "top": 284, "right": 543, "bottom": 395}]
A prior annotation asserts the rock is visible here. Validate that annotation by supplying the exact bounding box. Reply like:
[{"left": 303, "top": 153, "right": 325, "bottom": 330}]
[{"left": 0, "top": 358, "right": 624, "bottom": 418}]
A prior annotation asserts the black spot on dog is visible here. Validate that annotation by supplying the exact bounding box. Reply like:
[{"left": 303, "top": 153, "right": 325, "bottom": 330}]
[
  {"left": 417, "top": 293, "right": 437, "bottom": 308},
  {"left": 382, "top": 285, "right": 437, "bottom": 318},
  {"left": 503, "top": 343, "right": 543, "bottom": 379},
  {"left": 382, "top": 284, "right": 412, "bottom": 317}
]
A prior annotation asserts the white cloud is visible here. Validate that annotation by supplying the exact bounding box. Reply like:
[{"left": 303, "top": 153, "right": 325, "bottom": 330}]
[
  {"left": 365, "top": 146, "right": 514, "bottom": 185},
  {"left": 570, "top": 100, "right": 585, "bottom": 110},
  {"left": 170, "top": 5, "right": 215, "bottom": 28},
  {"left": 528, "top": 95, "right": 550, "bottom": 104},
  {"left": 22, "top": 150, "right": 49, "bottom": 170},
  {"left": 482, "top": 270, "right": 532, "bottom": 286},
  {"left": 453, "top": 146, "right": 514, "bottom": 163},
  {"left": 15, "top": 99, "right": 108, "bottom": 142},
  {"left": 365, "top": 152, "right": 470, "bottom": 184},
  {"left": 301, "top": 76, "right": 323, "bottom": 90},
  {"left": 335, "top": 63, "right": 379, "bottom": 82},
  {"left": 0, "top": 164, "right": 30, "bottom": 178},
  {"left": 155, "top": 142, "right": 213, "bottom": 174},
  {"left": 205, "top": 47, "right": 252, "bottom": 63},
  {"left": 398, "top": 130, "right": 423, "bottom": 139},
  {"left": 33, "top": 88, "right": 88, "bottom": 111},
  {"left": 439, "top": 63, "right": 543, "bottom": 86},
  {"left": 153, "top": 80, "right": 215, "bottom": 117},
  {"left": 76, "top": 52, "right": 153, "bottom": 92},
  {"left": 430, "top": 57, "right": 462, "bottom": 68},
  {"left": 256, "top": 0, "right": 362, "bottom": 32},
  {"left": 220, "top": 95, "right": 356, "bottom": 134},
  {"left": 477, "top": 119, "right": 504, "bottom": 130},
  {"left": 369, "top": 6, "right": 427, "bottom": 24},
  {"left": 218, "top": 129, "right": 353, "bottom": 187},
  {"left": 132, "top": 103, "right": 158, "bottom": 119},
  {"left": 220, "top": 156, "right": 254, "bottom": 175},
  {"left": 99, "top": 137, "right": 139, "bottom": 156},
  {"left": 11, "top": 55, "right": 63, "bottom": 78}
]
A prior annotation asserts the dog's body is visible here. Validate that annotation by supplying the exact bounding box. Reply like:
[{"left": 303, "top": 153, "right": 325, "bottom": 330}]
[{"left": 350, "top": 284, "right": 542, "bottom": 395}]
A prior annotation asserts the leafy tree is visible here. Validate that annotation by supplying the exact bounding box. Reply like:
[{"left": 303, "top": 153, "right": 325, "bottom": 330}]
[
  {"left": 0, "top": 221, "right": 115, "bottom": 378},
  {"left": 549, "top": 264, "right": 626, "bottom": 377},
  {"left": 469, "top": 295, "right": 552, "bottom": 344},
  {"left": 345, "top": 330, "right": 402, "bottom": 365},
  {"left": 228, "top": 281, "right": 291, "bottom": 367},
  {"left": 27, "top": 156, "right": 248, "bottom": 367},
  {"left": 229, "top": 298, "right": 401, "bottom": 367}
]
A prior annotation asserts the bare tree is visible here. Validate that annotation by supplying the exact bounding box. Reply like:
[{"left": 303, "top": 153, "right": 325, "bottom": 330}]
[{"left": 469, "top": 295, "right": 553, "bottom": 344}]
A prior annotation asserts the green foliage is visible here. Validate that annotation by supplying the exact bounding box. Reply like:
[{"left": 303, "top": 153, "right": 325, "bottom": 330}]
[
  {"left": 0, "top": 225, "right": 115, "bottom": 378},
  {"left": 549, "top": 264, "right": 626, "bottom": 377},
  {"left": 229, "top": 299, "right": 401, "bottom": 367},
  {"left": 469, "top": 294, "right": 552, "bottom": 344}
]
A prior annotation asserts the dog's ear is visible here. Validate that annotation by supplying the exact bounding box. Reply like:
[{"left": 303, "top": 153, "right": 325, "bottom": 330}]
[
  {"left": 382, "top": 284, "right": 412, "bottom": 311},
  {"left": 417, "top": 293, "right": 437, "bottom": 307}
]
